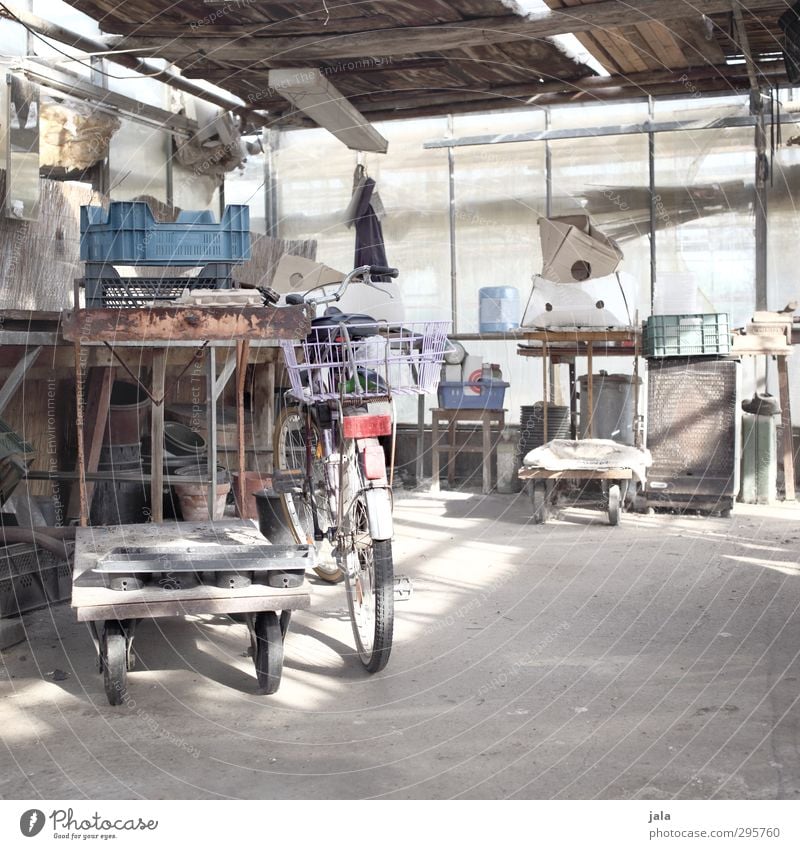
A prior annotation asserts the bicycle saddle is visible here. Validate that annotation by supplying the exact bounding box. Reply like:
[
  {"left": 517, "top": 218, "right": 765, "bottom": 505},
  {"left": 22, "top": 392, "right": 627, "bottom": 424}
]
[{"left": 308, "top": 307, "right": 382, "bottom": 341}]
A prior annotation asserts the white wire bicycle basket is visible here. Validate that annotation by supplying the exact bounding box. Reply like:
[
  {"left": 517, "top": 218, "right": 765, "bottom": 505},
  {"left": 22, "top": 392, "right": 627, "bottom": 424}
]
[{"left": 281, "top": 320, "right": 451, "bottom": 403}]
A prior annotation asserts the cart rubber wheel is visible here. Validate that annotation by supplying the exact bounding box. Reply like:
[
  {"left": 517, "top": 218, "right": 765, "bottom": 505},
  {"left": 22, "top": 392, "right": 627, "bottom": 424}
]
[
  {"left": 101, "top": 621, "right": 127, "bottom": 706},
  {"left": 531, "top": 483, "right": 548, "bottom": 524},
  {"left": 608, "top": 484, "right": 621, "bottom": 526},
  {"left": 254, "top": 612, "right": 284, "bottom": 694}
]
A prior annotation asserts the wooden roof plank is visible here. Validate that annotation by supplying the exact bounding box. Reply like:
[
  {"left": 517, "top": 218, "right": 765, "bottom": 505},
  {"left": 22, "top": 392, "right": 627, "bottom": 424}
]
[{"left": 635, "top": 20, "right": 690, "bottom": 69}]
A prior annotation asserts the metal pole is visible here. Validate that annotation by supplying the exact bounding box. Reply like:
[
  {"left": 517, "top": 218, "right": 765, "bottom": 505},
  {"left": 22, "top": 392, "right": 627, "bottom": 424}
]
[
  {"left": 545, "top": 108, "right": 553, "bottom": 218},
  {"left": 648, "top": 96, "right": 657, "bottom": 316},
  {"left": 447, "top": 114, "right": 458, "bottom": 332},
  {"left": 265, "top": 128, "right": 279, "bottom": 238},
  {"left": 754, "top": 93, "right": 769, "bottom": 311}
]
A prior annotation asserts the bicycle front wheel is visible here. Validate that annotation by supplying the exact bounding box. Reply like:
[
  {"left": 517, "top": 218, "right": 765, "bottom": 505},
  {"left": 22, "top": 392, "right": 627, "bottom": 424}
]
[
  {"left": 273, "top": 406, "right": 343, "bottom": 583},
  {"left": 344, "top": 497, "right": 394, "bottom": 673}
]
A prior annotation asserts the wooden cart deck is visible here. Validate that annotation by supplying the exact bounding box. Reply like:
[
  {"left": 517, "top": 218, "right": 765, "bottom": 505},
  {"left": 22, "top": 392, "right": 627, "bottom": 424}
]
[
  {"left": 518, "top": 467, "right": 633, "bottom": 481},
  {"left": 72, "top": 520, "right": 312, "bottom": 623}
]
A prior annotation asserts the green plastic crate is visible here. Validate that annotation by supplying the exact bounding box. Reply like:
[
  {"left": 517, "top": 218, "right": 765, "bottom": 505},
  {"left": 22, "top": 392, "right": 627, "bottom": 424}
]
[{"left": 644, "top": 313, "right": 730, "bottom": 357}]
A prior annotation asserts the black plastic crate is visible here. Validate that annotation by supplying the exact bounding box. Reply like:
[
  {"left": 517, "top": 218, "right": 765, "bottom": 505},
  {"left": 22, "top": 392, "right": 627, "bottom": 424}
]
[
  {"left": 0, "top": 544, "right": 71, "bottom": 617},
  {"left": 85, "top": 277, "right": 231, "bottom": 309}
]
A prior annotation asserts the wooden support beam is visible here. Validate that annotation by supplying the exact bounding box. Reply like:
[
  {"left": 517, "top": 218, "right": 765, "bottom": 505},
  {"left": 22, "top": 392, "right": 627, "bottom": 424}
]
[
  {"left": 270, "top": 64, "right": 786, "bottom": 126},
  {"left": 732, "top": 1, "right": 760, "bottom": 92},
  {"left": 61, "top": 306, "right": 310, "bottom": 344},
  {"left": 66, "top": 366, "right": 112, "bottom": 523},
  {"left": 0, "top": 346, "right": 41, "bottom": 416},
  {"left": 150, "top": 349, "right": 166, "bottom": 524},
  {"left": 236, "top": 340, "right": 250, "bottom": 510},
  {"left": 108, "top": 0, "right": 781, "bottom": 64},
  {"left": 777, "top": 356, "right": 795, "bottom": 501},
  {"left": 344, "top": 64, "right": 779, "bottom": 114},
  {"left": 108, "top": 14, "right": 401, "bottom": 38}
]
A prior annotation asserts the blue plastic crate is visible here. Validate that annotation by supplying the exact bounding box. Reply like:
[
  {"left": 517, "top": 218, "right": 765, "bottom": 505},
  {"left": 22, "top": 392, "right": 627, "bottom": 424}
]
[
  {"left": 80, "top": 202, "right": 251, "bottom": 266},
  {"left": 437, "top": 381, "right": 509, "bottom": 410}
]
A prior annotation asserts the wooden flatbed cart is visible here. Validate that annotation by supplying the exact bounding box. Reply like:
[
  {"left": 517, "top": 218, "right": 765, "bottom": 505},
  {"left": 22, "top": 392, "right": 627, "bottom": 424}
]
[
  {"left": 515, "top": 326, "right": 642, "bottom": 524},
  {"left": 62, "top": 302, "right": 313, "bottom": 704},
  {"left": 517, "top": 466, "right": 633, "bottom": 525},
  {"left": 73, "top": 521, "right": 313, "bottom": 703}
]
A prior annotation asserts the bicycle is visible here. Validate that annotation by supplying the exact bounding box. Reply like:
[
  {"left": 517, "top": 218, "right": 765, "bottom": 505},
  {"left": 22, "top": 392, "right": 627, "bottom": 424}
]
[{"left": 272, "top": 265, "right": 449, "bottom": 672}]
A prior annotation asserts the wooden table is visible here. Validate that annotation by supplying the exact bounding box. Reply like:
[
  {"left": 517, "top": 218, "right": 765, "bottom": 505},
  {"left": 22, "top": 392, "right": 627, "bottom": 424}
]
[
  {"left": 431, "top": 407, "right": 506, "bottom": 494},
  {"left": 515, "top": 327, "right": 641, "bottom": 445}
]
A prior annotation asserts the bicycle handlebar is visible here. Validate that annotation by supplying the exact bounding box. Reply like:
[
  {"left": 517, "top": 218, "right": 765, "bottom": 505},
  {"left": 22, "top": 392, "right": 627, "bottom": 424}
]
[{"left": 288, "top": 264, "right": 399, "bottom": 308}]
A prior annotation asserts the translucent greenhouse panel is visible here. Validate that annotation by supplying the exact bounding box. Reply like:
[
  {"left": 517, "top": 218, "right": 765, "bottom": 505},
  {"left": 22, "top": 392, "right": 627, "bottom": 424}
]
[
  {"left": 768, "top": 141, "right": 800, "bottom": 422},
  {"left": 453, "top": 141, "right": 546, "bottom": 334},
  {"left": 654, "top": 128, "right": 755, "bottom": 329},
  {"left": 275, "top": 126, "right": 358, "bottom": 273},
  {"left": 224, "top": 150, "right": 266, "bottom": 233},
  {"left": 550, "top": 133, "right": 651, "bottom": 317},
  {"left": 276, "top": 118, "right": 451, "bottom": 324},
  {"left": 0, "top": 19, "right": 26, "bottom": 59},
  {"left": 172, "top": 161, "right": 220, "bottom": 213},
  {"left": 549, "top": 101, "right": 649, "bottom": 131},
  {"left": 108, "top": 119, "right": 168, "bottom": 204},
  {"left": 654, "top": 94, "right": 749, "bottom": 122},
  {"left": 451, "top": 108, "right": 547, "bottom": 138},
  {"left": 30, "top": 0, "right": 102, "bottom": 77}
]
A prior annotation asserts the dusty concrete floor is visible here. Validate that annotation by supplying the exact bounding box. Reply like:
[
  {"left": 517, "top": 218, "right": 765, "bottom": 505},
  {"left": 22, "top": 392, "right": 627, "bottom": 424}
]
[{"left": 1, "top": 490, "right": 799, "bottom": 800}]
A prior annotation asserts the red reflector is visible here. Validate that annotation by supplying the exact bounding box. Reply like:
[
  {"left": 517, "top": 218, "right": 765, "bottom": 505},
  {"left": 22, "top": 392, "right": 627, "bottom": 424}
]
[
  {"left": 362, "top": 444, "right": 386, "bottom": 480},
  {"left": 342, "top": 414, "right": 392, "bottom": 439}
]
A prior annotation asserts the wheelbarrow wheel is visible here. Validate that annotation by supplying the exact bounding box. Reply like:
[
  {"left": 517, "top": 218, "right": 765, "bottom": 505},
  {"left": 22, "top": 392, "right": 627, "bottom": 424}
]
[
  {"left": 254, "top": 611, "right": 284, "bottom": 694},
  {"left": 608, "top": 484, "right": 621, "bottom": 526},
  {"left": 101, "top": 621, "right": 127, "bottom": 706}
]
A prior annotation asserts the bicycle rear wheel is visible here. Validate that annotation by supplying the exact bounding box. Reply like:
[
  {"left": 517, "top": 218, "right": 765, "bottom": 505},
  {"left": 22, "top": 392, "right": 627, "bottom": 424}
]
[
  {"left": 273, "top": 406, "right": 342, "bottom": 583},
  {"left": 344, "top": 496, "right": 394, "bottom": 673}
]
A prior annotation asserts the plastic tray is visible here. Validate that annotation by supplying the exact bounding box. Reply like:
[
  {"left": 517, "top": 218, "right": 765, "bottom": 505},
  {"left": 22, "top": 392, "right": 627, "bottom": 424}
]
[{"left": 437, "top": 381, "right": 509, "bottom": 410}]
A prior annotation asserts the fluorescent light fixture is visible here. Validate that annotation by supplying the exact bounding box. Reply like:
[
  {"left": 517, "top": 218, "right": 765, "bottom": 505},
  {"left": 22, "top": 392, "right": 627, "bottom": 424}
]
[{"left": 268, "top": 68, "right": 388, "bottom": 153}]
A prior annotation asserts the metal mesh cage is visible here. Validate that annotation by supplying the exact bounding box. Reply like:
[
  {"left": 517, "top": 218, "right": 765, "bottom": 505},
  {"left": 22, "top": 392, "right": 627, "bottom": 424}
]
[{"left": 646, "top": 357, "right": 740, "bottom": 501}]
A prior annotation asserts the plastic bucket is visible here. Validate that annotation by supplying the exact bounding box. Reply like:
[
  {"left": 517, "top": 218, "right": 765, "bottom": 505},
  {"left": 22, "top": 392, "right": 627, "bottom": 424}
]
[
  {"left": 90, "top": 443, "right": 147, "bottom": 525},
  {"left": 232, "top": 472, "right": 273, "bottom": 520},
  {"left": 479, "top": 286, "right": 520, "bottom": 333},
  {"left": 106, "top": 381, "right": 150, "bottom": 446},
  {"left": 254, "top": 489, "right": 297, "bottom": 545}
]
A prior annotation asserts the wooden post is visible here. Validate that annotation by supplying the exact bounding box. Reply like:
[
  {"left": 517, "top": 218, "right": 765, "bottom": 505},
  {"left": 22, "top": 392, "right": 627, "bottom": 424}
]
[
  {"left": 73, "top": 340, "right": 87, "bottom": 527},
  {"left": 416, "top": 393, "right": 425, "bottom": 486},
  {"left": 431, "top": 411, "right": 440, "bottom": 492},
  {"left": 150, "top": 348, "right": 166, "bottom": 523},
  {"left": 542, "top": 343, "right": 549, "bottom": 441},
  {"left": 66, "top": 366, "right": 112, "bottom": 522},
  {"left": 206, "top": 347, "right": 217, "bottom": 519},
  {"left": 236, "top": 340, "right": 250, "bottom": 514},
  {"left": 777, "top": 355, "right": 795, "bottom": 501},
  {"left": 251, "top": 356, "right": 276, "bottom": 473},
  {"left": 587, "top": 344, "right": 594, "bottom": 439}
]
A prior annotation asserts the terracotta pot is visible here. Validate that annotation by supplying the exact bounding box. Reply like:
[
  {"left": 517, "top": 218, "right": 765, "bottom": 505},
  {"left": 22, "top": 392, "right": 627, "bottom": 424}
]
[{"left": 173, "top": 481, "right": 230, "bottom": 521}]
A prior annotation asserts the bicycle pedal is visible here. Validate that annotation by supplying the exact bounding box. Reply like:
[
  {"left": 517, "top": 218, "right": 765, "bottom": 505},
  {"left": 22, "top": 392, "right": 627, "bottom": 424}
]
[
  {"left": 394, "top": 575, "right": 413, "bottom": 601},
  {"left": 272, "top": 469, "right": 305, "bottom": 494}
]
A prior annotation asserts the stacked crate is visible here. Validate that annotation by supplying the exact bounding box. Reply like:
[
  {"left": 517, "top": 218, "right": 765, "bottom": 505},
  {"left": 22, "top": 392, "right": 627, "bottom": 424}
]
[
  {"left": 643, "top": 313, "right": 739, "bottom": 514},
  {"left": 79, "top": 201, "right": 251, "bottom": 307}
]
